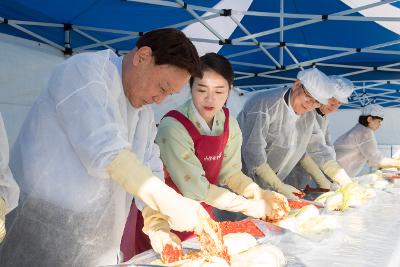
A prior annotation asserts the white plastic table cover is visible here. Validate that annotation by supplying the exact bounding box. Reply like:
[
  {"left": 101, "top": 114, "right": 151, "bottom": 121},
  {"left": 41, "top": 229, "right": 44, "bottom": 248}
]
[
  {"left": 129, "top": 186, "right": 400, "bottom": 267},
  {"left": 276, "top": 188, "right": 400, "bottom": 267}
]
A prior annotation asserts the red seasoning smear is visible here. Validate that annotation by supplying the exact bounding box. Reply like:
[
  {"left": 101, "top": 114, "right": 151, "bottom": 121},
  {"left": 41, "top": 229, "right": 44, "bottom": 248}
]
[
  {"left": 288, "top": 199, "right": 312, "bottom": 209},
  {"left": 293, "top": 191, "right": 306, "bottom": 198},
  {"left": 161, "top": 243, "right": 183, "bottom": 263},
  {"left": 219, "top": 220, "right": 265, "bottom": 238}
]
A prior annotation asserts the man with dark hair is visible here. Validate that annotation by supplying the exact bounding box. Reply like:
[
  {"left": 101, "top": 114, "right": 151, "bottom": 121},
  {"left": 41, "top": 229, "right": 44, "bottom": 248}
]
[{"left": 0, "top": 28, "right": 208, "bottom": 266}]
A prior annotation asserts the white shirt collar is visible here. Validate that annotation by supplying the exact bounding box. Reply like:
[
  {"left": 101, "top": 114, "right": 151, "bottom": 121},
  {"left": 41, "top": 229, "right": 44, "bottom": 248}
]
[
  {"left": 110, "top": 53, "right": 123, "bottom": 78},
  {"left": 190, "top": 100, "right": 216, "bottom": 135}
]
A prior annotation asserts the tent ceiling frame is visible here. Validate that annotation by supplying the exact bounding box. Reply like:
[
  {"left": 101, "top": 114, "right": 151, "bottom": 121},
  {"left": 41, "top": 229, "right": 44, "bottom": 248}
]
[
  {"left": 2, "top": 1, "right": 398, "bottom": 60},
  {"left": 235, "top": 80, "right": 400, "bottom": 108},
  {"left": 226, "top": 42, "right": 400, "bottom": 62},
  {"left": 1, "top": 0, "right": 399, "bottom": 109},
  {"left": 229, "top": 15, "right": 281, "bottom": 67},
  {"left": 258, "top": 74, "right": 296, "bottom": 81},
  {"left": 1, "top": 7, "right": 222, "bottom": 54},
  {"left": 279, "top": 0, "right": 284, "bottom": 66},
  {"left": 230, "top": 60, "right": 275, "bottom": 69},
  {"left": 127, "top": 0, "right": 400, "bottom": 76},
  {"left": 283, "top": 46, "right": 304, "bottom": 70},
  {"left": 225, "top": 44, "right": 400, "bottom": 83},
  {"left": 225, "top": 47, "right": 263, "bottom": 59},
  {"left": 129, "top": 0, "right": 400, "bottom": 22},
  {"left": 363, "top": 90, "right": 400, "bottom": 100},
  {"left": 316, "top": 63, "right": 371, "bottom": 70},
  {"left": 341, "top": 61, "right": 400, "bottom": 78},
  {"left": 175, "top": 0, "right": 225, "bottom": 42},
  {"left": 237, "top": 40, "right": 400, "bottom": 81},
  {"left": 73, "top": 28, "right": 115, "bottom": 51},
  {"left": 1, "top": 18, "right": 64, "bottom": 51},
  {"left": 232, "top": 0, "right": 398, "bottom": 43},
  {"left": 74, "top": 34, "right": 138, "bottom": 52},
  {"left": 354, "top": 81, "right": 390, "bottom": 90},
  {"left": 352, "top": 89, "right": 371, "bottom": 106}
]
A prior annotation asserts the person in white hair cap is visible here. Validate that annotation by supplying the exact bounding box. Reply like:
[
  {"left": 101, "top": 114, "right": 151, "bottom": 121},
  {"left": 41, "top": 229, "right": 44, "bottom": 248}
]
[
  {"left": 237, "top": 68, "right": 344, "bottom": 199},
  {"left": 335, "top": 104, "right": 400, "bottom": 177},
  {"left": 286, "top": 75, "right": 356, "bottom": 190}
]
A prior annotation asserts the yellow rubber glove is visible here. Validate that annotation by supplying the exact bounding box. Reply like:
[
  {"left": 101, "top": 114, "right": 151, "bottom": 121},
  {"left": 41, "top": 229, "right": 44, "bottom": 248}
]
[
  {"left": 379, "top": 158, "right": 400, "bottom": 168},
  {"left": 222, "top": 172, "right": 288, "bottom": 220},
  {"left": 261, "top": 190, "right": 290, "bottom": 221},
  {"left": 204, "top": 184, "right": 268, "bottom": 219},
  {"left": 142, "top": 206, "right": 181, "bottom": 255},
  {"left": 107, "top": 149, "right": 209, "bottom": 233},
  {"left": 300, "top": 156, "right": 332, "bottom": 190},
  {"left": 322, "top": 160, "right": 353, "bottom": 187},
  {"left": 0, "top": 198, "right": 5, "bottom": 243},
  {"left": 255, "top": 163, "right": 302, "bottom": 199},
  {"left": 223, "top": 172, "right": 263, "bottom": 199},
  {"left": 339, "top": 182, "right": 368, "bottom": 210}
]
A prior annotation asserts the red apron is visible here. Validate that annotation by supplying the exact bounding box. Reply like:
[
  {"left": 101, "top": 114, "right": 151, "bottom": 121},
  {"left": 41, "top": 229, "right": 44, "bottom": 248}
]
[
  {"left": 119, "top": 201, "right": 152, "bottom": 262},
  {"left": 163, "top": 107, "right": 230, "bottom": 241}
]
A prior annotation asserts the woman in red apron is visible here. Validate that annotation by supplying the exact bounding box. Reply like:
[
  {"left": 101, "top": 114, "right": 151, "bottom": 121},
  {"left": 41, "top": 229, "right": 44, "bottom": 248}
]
[{"left": 155, "top": 53, "right": 290, "bottom": 242}]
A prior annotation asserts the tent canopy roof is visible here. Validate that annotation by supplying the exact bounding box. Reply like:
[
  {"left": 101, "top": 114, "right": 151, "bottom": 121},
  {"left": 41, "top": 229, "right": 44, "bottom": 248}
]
[{"left": 1, "top": 0, "right": 399, "bottom": 109}]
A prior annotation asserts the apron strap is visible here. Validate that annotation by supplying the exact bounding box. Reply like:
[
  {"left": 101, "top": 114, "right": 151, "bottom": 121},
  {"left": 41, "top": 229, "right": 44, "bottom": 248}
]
[{"left": 163, "top": 110, "right": 201, "bottom": 140}]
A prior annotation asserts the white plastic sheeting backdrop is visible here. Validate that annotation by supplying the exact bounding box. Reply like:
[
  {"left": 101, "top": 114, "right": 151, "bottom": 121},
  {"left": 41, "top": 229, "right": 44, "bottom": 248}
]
[
  {"left": 1, "top": 34, "right": 400, "bottom": 158},
  {"left": 0, "top": 33, "right": 63, "bottom": 145}
]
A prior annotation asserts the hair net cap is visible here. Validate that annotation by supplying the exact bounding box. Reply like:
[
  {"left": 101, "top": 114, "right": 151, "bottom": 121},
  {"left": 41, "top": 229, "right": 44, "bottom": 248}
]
[
  {"left": 330, "top": 75, "right": 354, "bottom": 104},
  {"left": 297, "top": 68, "right": 333, "bottom": 105},
  {"left": 361, "top": 104, "right": 384, "bottom": 118}
]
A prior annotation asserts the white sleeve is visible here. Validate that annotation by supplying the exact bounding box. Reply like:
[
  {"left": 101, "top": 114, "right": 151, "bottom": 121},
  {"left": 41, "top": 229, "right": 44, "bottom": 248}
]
[
  {"left": 0, "top": 114, "right": 20, "bottom": 214},
  {"left": 307, "top": 120, "right": 336, "bottom": 167},
  {"left": 136, "top": 108, "right": 164, "bottom": 211},
  {"left": 49, "top": 59, "right": 131, "bottom": 179},
  {"left": 240, "top": 110, "right": 270, "bottom": 174},
  {"left": 325, "top": 124, "right": 334, "bottom": 148},
  {"left": 358, "top": 136, "right": 384, "bottom": 167},
  {"left": 144, "top": 112, "right": 164, "bottom": 181}
]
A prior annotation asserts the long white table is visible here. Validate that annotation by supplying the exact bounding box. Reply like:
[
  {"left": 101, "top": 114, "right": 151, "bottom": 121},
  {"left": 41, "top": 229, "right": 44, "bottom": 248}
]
[{"left": 130, "top": 184, "right": 400, "bottom": 267}]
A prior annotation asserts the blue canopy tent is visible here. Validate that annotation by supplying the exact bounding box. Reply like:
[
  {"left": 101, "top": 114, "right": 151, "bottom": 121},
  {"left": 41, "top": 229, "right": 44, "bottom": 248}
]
[{"left": 0, "top": 0, "right": 399, "bottom": 108}]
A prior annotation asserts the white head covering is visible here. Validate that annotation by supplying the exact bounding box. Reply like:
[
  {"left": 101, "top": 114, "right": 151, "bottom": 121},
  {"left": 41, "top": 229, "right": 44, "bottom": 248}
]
[
  {"left": 297, "top": 68, "right": 333, "bottom": 105},
  {"left": 361, "top": 104, "right": 384, "bottom": 118},
  {"left": 330, "top": 75, "right": 354, "bottom": 103}
]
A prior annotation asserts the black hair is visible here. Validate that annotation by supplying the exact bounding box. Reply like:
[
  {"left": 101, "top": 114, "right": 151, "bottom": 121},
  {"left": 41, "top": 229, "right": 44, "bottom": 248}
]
[
  {"left": 189, "top": 52, "right": 233, "bottom": 88},
  {"left": 358, "top": 115, "right": 383, "bottom": 127},
  {"left": 136, "top": 28, "right": 201, "bottom": 78}
]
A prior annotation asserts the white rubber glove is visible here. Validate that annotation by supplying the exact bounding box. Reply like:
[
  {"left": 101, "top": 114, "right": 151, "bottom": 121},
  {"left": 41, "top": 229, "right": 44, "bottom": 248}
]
[
  {"left": 204, "top": 184, "right": 268, "bottom": 219},
  {"left": 300, "top": 156, "right": 332, "bottom": 190},
  {"left": 223, "top": 171, "right": 263, "bottom": 199},
  {"left": 322, "top": 160, "right": 353, "bottom": 187},
  {"left": 107, "top": 149, "right": 209, "bottom": 233},
  {"left": 142, "top": 206, "right": 182, "bottom": 256},
  {"left": 255, "top": 163, "right": 302, "bottom": 199},
  {"left": 0, "top": 198, "right": 5, "bottom": 243}
]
